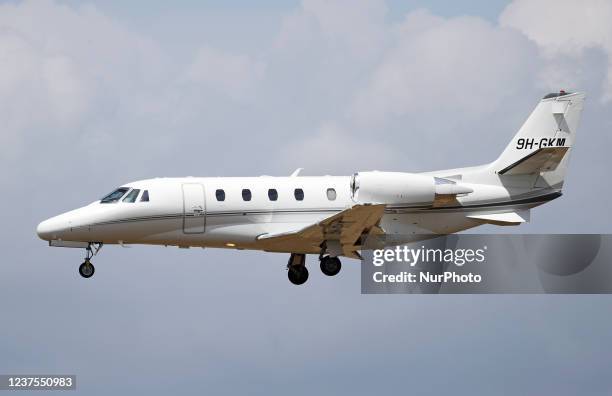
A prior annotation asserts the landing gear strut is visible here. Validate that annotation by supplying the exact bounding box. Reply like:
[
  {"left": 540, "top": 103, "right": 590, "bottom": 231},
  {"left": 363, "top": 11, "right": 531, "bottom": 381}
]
[
  {"left": 287, "top": 253, "right": 308, "bottom": 285},
  {"left": 320, "top": 256, "right": 342, "bottom": 276},
  {"left": 79, "top": 243, "right": 102, "bottom": 279},
  {"left": 318, "top": 241, "right": 342, "bottom": 277}
]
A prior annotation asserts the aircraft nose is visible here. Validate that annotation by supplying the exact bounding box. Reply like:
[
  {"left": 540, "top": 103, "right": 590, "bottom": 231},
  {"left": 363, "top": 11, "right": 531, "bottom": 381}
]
[
  {"left": 37, "top": 218, "right": 56, "bottom": 241},
  {"left": 36, "top": 216, "right": 67, "bottom": 241},
  {"left": 37, "top": 206, "right": 94, "bottom": 242}
]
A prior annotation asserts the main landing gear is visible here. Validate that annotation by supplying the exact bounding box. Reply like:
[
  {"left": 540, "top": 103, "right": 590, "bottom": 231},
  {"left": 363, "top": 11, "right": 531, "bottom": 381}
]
[
  {"left": 286, "top": 252, "right": 343, "bottom": 285},
  {"left": 287, "top": 253, "right": 308, "bottom": 285},
  {"left": 320, "top": 255, "right": 342, "bottom": 277},
  {"left": 79, "top": 243, "right": 102, "bottom": 279}
]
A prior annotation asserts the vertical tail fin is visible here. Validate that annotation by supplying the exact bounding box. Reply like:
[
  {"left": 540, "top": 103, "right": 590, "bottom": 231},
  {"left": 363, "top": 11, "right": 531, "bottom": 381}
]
[{"left": 493, "top": 91, "right": 585, "bottom": 189}]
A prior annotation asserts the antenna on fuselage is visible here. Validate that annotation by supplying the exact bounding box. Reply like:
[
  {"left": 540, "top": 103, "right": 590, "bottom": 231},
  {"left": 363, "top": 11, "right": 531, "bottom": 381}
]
[{"left": 290, "top": 168, "right": 303, "bottom": 177}]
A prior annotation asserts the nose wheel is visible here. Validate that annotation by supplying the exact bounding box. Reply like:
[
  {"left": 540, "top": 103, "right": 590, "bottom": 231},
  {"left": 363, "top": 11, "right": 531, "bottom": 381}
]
[
  {"left": 79, "top": 261, "right": 95, "bottom": 278},
  {"left": 78, "top": 243, "right": 102, "bottom": 279}
]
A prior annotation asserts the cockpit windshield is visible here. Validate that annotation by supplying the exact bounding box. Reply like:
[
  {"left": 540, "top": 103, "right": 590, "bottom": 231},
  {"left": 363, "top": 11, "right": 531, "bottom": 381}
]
[
  {"left": 122, "top": 189, "right": 140, "bottom": 203},
  {"left": 100, "top": 187, "right": 130, "bottom": 203}
]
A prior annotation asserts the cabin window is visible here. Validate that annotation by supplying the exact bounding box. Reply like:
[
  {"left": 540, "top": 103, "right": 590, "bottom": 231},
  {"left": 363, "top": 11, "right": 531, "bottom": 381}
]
[
  {"left": 294, "top": 188, "right": 304, "bottom": 201},
  {"left": 100, "top": 187, "right": 129, "bottom": 203},
  {"left": 326, "top": 188, "right": 337, "bottom": 201},
  {"left": 140, "top": 190, "right": 150, "bottom": 202},
  {"left": 268, "top": 189, "right": 278, "bottom": 201},
  {"left": 216, "top": 189, "right": 225, "bottom": 201},
  {"left": 242, "top": 189, "right": 252, "bottom": 201},
  {"left": 123, "top": 189, "right": 140, "bottom": 203}
]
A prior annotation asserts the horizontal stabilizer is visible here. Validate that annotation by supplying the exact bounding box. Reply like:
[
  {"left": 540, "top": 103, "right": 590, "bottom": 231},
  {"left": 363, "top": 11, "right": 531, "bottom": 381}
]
[
  {"left": 467, "top": 210, "right": 530, "bottom": 226},
  {"left": 498, "top": 147, "right": 569, "bottom": 175}
]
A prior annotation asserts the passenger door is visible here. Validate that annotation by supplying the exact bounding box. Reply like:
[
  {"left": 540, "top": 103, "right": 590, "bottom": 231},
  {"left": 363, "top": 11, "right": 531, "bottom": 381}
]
[{"left": 182, "top": 183, "right": 206, "bottom": 234}]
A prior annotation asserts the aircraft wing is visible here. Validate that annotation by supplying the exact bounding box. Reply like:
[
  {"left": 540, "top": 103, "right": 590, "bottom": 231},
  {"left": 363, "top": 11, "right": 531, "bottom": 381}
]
[{"left": 257, "top": 204, "right": 386, "bottom": 258}]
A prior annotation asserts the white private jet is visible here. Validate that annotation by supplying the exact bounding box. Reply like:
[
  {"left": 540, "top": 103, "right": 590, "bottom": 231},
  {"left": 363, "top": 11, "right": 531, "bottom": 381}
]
[{"left": 37, "top": 91, "right": 584, "bottom": 285}]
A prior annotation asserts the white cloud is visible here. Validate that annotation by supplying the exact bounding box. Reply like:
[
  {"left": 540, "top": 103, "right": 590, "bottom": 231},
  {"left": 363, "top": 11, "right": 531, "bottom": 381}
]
[
  {"left": 42, "top": 55, "right": 91, "bottom": 125},
  {"left": 1, "top": 0, "right": 611, "bottom": 181},
  {"left": 0, "top": 0, "right": 166, "bottom": 162},
  {"left": 267, "top": 1, "right": 612, "bottom": 175},
  {"left": 267, "top": 5, "right": 544, "bottom": 171},
  {"left": 500, "top": 0, "right": 612, "bottom": 101},
  {"left": 500, "top": 0, "right": 612, "bottom": 55},
  {"left": 184, "top": 46, "right": 265, "bottom": 102},
  {"left": 275, "top": 0, "right": 387, "bottom": 59},
  {"left": 278, "top": 122, "right": 399, "bottom": 174},
  {"left": 348, "top": 10, "right": 539, "bottom": 127}
]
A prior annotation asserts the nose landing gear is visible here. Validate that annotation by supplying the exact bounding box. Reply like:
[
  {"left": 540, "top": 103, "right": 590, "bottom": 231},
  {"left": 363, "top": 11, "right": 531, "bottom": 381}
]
[
  {"left": 79, "top": 243, "right": 102, "bottom": 279},
  {"left": 79, "top": 261, "right": 95, "bottom": 278}
]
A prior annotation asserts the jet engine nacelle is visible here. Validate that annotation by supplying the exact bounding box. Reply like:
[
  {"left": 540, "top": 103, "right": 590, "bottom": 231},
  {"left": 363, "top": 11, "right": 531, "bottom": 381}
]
[{"left": 350, "top": 171, "right": 436, "bottom": 205}]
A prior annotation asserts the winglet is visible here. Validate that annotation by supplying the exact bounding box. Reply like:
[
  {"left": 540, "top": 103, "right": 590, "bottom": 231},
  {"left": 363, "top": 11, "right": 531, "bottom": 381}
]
[{"left": 290, "top": 168, "right": 303, "bottom": 177}]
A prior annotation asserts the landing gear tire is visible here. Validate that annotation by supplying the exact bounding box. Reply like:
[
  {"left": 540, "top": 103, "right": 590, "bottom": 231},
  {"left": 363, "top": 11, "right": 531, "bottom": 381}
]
[
  {"left": 320, "top": 256, "right": 341, "bottom": 276},
  {"left": 79, "top": 261, "right": 95, "bottom": 278},
  {"left": 288, "top": 265, "right": 309, "bottom": 285}
]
